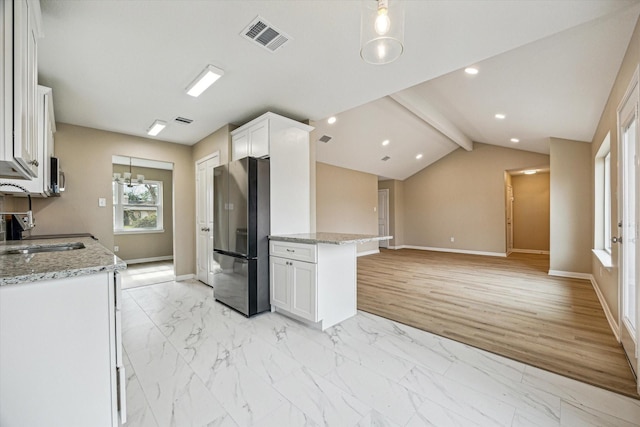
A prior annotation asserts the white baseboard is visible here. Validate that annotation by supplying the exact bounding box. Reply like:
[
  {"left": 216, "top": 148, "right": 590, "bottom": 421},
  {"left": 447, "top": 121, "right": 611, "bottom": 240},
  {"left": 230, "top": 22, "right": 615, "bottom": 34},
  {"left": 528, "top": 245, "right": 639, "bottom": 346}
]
[
  {"left": 175, "top": 273, "right": 195, "bottom": 281},
  {"left": 124, "top": 255, "right": 173, "bottom": 265},
  {"left": 401, "top": 245, "right": 507, "bottom": 258},
  {"left": 547, "top": 270, "right": 592, "bottom": 280},
  {"left": 357, "top": 249, "right": 380, "bottom": 257},
  {"left": 512, "top": 248, "right": 550, "bottom": 255},
  {"left": 589, "top": 275, "right": 620, "bottom": 342},
  {"left": 388, "top": 245, "right": 405, "bottom": 250}
]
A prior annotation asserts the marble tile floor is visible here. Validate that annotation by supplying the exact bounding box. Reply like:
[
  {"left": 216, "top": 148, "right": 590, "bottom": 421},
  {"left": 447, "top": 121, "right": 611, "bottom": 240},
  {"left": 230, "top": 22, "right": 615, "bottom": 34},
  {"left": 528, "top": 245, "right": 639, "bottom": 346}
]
[
  {"left": 121, "top": 260, "right": 174, "bottom": 290},
  {"left": 122, "top": 279, "right": 640, "bottom": 427}
]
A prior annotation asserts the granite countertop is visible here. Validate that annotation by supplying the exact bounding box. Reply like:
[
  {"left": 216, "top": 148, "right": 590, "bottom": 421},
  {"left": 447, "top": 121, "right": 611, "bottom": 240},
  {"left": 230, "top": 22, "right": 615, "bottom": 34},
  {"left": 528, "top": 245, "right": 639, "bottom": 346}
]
[
  {"left": 269, "top": 232, "right": 393, "bottom": 245},
  {"left": 0, "top": 237, "right": 126, "bottom": 286}
]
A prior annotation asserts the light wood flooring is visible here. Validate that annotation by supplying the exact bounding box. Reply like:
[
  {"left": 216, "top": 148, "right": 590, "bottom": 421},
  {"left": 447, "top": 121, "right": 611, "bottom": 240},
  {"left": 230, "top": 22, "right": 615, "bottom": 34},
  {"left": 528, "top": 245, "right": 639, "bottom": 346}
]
[{"left": 357, "top": 249, "right": 638, "bottom": 399}]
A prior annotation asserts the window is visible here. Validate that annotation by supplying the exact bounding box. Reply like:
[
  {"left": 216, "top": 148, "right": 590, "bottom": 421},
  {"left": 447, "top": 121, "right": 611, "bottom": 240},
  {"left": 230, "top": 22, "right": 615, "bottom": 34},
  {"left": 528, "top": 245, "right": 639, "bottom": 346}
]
[
  {"left": 603, "top": 151, "right": 611, "bottom": 254},
  {"left": 113, "top": 181, "right": 163, "bottom": 233}
]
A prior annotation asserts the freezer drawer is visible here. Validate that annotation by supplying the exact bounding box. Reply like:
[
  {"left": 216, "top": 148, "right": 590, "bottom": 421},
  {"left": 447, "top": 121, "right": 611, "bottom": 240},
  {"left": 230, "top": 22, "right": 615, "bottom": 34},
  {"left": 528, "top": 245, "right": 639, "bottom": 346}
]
[{"left": 212, "top": 252, "right": 252, "bottom": 315}]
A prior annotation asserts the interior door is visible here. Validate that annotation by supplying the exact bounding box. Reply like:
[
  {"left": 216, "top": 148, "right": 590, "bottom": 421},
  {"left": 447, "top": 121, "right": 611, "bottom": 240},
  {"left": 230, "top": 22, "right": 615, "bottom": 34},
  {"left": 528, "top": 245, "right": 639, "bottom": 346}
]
[
  {"left": 506, "top": 185, "right": 514, "bottom": 254},
  {"left": 196, "top": 154, "right": 219, "bottom": 286},
  {"left": 618, "top": 78, "right": 638, "bottom": 379},
  {"left": 378, "top": 189, "right": 389, "bottom": 249}
]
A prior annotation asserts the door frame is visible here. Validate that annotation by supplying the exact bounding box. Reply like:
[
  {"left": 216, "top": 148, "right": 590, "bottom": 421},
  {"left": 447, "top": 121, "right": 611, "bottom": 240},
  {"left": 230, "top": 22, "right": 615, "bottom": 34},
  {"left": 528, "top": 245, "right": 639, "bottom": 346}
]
[
  {"left": 378, "top": 189, "right": 390, "bottom": 249},
  {"left": 616, "top": 66, "right": 639, "bottom": 385},
  {"left": 195, "top": 152, "right": 220, "bottom": 286}
]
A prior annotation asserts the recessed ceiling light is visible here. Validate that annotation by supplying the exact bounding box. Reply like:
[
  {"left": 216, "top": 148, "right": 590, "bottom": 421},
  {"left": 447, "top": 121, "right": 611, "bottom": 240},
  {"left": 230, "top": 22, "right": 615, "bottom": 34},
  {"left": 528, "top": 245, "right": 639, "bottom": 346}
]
[
  {"left": 510, "top": 138, "right": 520, "bottom": 143},
  {"left": 327, "top": 116, "right": 337, "bottom": 124},
  {"left": 464, "top": 67, "right": 479, "bottom": 75},
  {"left": 416, "top": 153, "right": 423, "bottom": 160},
  {"left": 382, "top": 139, "right": 390, "bottom": 146},
  {"left": 523, "top": 170, "right": 537, "bottom": 175},
  {"left": 147, "top": 120, "right": 167, "bottom": 136},
  {"left": 186, "top": 64, "right": 224, "bottom": 97},
  {"left": 495, "top": 113, "right": 506, "bottom": 120}
]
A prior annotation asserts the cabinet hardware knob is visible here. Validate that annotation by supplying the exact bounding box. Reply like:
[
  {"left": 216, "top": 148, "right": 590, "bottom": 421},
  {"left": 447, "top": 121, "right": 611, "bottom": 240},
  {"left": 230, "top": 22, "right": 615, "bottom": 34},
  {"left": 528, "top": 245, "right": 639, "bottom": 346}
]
[
  {"left": 29, "top": 160, "right": 39, "bottom": 167},
  {"left": 286, "top": 249, "right": 295, "bottom": 252},
  {"left": 612, "top": 236, "right": 622, "bottom": 244}
]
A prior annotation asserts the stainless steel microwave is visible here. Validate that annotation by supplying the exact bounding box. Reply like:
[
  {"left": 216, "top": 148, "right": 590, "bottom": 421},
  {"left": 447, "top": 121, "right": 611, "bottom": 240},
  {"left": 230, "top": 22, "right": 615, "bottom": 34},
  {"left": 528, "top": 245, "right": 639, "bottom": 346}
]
[{"left": 50, "top": 157, "right": 65, "bottom": 195}]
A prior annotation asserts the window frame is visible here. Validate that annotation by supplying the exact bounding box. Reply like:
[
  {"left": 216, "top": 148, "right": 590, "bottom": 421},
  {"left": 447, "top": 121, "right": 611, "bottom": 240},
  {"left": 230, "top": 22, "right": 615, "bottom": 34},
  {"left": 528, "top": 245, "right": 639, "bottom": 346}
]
[{"left": 113, "top": 179, "right": 164, "bottom": 234}]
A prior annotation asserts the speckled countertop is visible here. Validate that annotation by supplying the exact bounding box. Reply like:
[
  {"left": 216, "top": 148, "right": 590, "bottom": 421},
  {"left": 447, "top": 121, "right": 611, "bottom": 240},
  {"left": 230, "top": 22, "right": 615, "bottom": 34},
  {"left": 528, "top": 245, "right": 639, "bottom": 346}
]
[
  {"left": 269, "top": 232, "right": 392, "bottom": 245},
  {"left": 0, "top": 237, "right": 126, "bottom": 286}
]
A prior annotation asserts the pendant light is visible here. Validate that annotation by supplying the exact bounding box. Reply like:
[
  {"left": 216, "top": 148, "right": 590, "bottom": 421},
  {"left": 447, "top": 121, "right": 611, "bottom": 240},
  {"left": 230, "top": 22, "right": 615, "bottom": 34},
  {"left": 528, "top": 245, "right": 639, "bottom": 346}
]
[
  {"left": 360, "top": 0, "right": 405, "bottom": 65},
  {"left": 113, "top": 157, "right": 144, "bottom": 187}
]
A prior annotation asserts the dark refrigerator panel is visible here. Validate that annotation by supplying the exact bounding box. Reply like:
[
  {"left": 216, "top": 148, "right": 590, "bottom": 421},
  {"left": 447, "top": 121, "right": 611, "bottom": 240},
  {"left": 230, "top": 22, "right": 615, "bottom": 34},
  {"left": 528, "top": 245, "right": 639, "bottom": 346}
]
[
  {"left": 228, "top": 158, "right": 249, "bottom": 257},
  {"left": 212, "top": 252, "right": 251, "bottom": 316},
  {"left": 213, "top": 164, "right": 229, "bottom": 253}
]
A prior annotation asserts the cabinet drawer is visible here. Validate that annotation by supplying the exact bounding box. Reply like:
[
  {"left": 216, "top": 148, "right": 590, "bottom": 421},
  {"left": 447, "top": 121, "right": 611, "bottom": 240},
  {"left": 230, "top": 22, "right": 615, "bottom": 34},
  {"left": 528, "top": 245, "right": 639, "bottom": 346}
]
[{"left": 270, "top": 241, "right": 317, "bottom": 263}]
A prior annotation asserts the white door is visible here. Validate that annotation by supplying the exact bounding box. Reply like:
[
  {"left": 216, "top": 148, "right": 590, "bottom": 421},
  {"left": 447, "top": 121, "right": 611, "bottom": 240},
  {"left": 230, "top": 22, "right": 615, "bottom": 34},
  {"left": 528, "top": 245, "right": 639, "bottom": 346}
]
[
  {"left": 196, "top": 154, "right": 219, "bottom": 286},
  {"left": 378, "top": 189, "right": 389, "bottom": 249},
  {"left": 618, "top": 76, "right": 639, "bottom": 379},
  {"left": 506, "top": 185, "right": 514, "bottom": 254}
]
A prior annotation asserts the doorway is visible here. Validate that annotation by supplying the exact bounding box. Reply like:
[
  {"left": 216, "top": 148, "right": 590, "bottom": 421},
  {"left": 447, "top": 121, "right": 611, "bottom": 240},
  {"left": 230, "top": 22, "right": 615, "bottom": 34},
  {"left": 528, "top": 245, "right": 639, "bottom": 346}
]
[
  {"left": 618, "top": 73, "right": 639, "bottom": 380},
  {"left": 196, "top": 153, "right": 220, "bottom": 286},
  {"left": 378, "top": 189, "right": 389, "bottom": 249}
]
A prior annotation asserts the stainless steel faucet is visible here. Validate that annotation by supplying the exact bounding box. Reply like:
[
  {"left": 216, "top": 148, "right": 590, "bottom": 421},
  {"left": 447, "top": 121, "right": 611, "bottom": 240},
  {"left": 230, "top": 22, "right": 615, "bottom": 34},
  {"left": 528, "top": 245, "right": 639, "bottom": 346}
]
[{"left": 0, "top": 183, "right": 35, "bottom": 236}]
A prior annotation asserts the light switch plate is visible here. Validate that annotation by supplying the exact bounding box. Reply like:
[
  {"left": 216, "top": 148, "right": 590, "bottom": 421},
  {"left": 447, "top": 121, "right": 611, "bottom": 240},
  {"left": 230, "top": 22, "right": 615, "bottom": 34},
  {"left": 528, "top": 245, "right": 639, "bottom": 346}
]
[{"left": 98, "top": 198, "right": 106, "bottom": 207}]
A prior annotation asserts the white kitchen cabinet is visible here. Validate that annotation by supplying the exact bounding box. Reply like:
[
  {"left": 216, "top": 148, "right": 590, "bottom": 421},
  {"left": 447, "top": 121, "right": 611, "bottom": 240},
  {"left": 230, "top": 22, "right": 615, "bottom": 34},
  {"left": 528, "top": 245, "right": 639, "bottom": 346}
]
[
  {"left": 231, "top": 112, "right": 314, "bottom": 236},
  {"left": 270, "top": 254, "right": 318, "bottom": 322},
  {"left": 231, "top": 119, "right": 269, "bottom": 160},
  {"left": 0, "top": 0, "right": 42, "bottom": 179},
  {"left": 0, "top": 271, "right": 126, "bottom": 427},
  {"left": 1, "top": 85, "right": 55, "bottom": 196},
  {"left": 269, "top": 240, "right": 356, "bottom": 330}
]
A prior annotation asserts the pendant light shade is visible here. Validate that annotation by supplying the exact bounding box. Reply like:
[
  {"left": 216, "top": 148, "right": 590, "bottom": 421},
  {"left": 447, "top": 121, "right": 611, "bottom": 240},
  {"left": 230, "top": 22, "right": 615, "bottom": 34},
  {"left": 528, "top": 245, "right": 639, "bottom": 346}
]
[{"left": 360, "top": 0, "right": 405, "bottom": 65}]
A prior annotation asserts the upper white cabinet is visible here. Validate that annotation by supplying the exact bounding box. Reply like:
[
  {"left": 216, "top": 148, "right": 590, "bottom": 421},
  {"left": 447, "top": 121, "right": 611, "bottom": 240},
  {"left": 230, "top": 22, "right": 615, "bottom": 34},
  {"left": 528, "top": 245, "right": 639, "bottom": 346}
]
[
  {"left": 232, "top": 119, "right": 269, "bottom": 160},
  {"left": 1, "top": 0, "right": 43, "bottom": 179},
  {"left": 2, "top": 86, "right": 55, "bottom": 196}
]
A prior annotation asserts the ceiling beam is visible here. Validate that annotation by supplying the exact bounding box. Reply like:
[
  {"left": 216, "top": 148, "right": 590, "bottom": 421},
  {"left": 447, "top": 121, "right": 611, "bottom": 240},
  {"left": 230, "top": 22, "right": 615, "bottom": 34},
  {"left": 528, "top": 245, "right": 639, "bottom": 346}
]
[{"left": 390, "top": 91, "right": 473, "bottom": 152}]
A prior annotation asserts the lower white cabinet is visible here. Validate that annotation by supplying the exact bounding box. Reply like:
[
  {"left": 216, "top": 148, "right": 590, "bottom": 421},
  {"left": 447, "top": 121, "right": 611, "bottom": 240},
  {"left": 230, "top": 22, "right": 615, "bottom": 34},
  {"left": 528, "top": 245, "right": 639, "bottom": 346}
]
[
  {"left": 269, "top": 240, "right": 357, "bottom": 330},
  {"left": 270, "top": 255, "right": 318, "bottom": 322},
  {"left": 0, "top": 271, "right": 126, "bottom": 426}
]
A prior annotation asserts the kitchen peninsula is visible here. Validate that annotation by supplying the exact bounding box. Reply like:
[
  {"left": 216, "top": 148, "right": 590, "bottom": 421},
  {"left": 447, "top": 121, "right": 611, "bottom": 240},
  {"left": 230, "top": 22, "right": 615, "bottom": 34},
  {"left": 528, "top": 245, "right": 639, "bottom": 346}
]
[
  {"left": 0, "top": 237, "right": 127, "bottom": 426},
  {"left": 269, "top": 232, "right": 391, "bottom": 330}
]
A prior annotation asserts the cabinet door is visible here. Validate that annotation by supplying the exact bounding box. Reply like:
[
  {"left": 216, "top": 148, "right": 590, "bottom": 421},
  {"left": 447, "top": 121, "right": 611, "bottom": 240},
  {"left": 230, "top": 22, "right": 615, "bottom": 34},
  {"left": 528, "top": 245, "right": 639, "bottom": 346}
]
[
  {"left": 270, "top": 256, "right": 290, "bottom": 309},
  {"left": 232, "top": 130, "right": 249, "bottom": 161},
  {"left": 248, "top": 120, "right": 269, "bottom": 158},
  {"left": 13, "top": 0, "right": 38, "bottom": 177},
  {"left": 290, "top": 260, "right": 317, "bottom": 321}
]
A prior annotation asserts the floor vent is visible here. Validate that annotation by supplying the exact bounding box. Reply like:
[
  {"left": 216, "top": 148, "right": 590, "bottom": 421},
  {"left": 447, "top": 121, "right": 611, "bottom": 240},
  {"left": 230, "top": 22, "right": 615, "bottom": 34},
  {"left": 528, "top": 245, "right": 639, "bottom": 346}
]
[
  {"left": 318, "top": 135, "right": 332, "bottom": 143},
  {"left": 174, "top": 116, "right": 193, "bottom": 125},
  {"left": 381, "top": 156, "right": 390, "bottom": 161},
  {"left": 241, "top": 16, "right": 291, "bottom": 52}
]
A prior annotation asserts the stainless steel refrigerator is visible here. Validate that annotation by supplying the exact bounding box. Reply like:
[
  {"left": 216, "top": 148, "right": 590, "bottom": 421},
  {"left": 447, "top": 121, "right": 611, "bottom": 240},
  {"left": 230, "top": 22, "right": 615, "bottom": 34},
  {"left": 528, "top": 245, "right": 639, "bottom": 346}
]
[{"left": 212, "top": 157, "right": 270, "bottom": 316}]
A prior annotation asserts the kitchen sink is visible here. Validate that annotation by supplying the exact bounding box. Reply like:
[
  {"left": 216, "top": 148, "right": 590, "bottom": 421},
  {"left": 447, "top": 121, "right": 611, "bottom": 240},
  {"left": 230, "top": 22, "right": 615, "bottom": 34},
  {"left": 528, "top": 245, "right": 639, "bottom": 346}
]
[{"left": 0, "top": 242, "right": 86, "bottom": 255}]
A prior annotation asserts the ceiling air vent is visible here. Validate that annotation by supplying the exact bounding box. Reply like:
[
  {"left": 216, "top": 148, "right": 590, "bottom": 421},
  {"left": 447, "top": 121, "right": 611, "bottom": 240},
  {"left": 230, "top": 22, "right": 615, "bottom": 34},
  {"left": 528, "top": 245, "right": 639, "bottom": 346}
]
[
  {"left": 241, "top": 16, "right": 291, "bottom": 52},
  {"left": 318, "top": 135, "right": 332, "bottom": 143},
  {"left": 174, "top": 116, "right": 193, "bottom": 125},
  {"left": 381, "top": 156, "right": 390, "bottom": 161}
]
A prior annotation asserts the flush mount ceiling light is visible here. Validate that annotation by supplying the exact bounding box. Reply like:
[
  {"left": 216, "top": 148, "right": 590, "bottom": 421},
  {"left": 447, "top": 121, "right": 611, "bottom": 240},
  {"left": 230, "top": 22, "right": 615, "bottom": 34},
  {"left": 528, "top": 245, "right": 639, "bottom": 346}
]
[
  {"left": 523, "top": 170, "right": 537, "bottom": 175},
  {"left": 147, "top": 120, "right": 167, "bottom": 136},
  {"left": 327, "top": 116, "right": 337, "bottom": 124},
  {"left": 464, "top": 67, "right": 479, "bottom": 75},
  {"left": 186, "top": 64, "right": 224, "bottom": 97},
  {"left": 360, "top": 0, "right": 405, "bottom": 65},
  {"left": 495, "top": 113, "right": 506, "bottom": 120},
  {"left": 510, "top": 138, "right": 520, "bottom": 143},
  {"left": 382, "top": 139, "right": 390, "bottom": 146}
]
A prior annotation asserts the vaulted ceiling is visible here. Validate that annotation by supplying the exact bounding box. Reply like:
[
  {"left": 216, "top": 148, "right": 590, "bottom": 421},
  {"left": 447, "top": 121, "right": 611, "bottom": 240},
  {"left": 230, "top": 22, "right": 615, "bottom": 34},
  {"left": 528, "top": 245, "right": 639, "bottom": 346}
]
[{"left": 38, "top": 1, "right": 640, "bottom": 180}]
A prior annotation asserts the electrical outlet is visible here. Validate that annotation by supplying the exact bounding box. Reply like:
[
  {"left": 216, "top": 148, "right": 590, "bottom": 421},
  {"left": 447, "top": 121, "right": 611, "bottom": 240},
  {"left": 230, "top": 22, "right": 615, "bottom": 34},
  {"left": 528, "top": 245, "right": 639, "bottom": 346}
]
[
  {"left": 114, "top": 246, "right": 119, "bottom": 252},
  {"left": 450, "top": 237, "right": 455, "bottom": 243},
  {"left": 98, "top": 198, "right": 106, "bottom": 207}
]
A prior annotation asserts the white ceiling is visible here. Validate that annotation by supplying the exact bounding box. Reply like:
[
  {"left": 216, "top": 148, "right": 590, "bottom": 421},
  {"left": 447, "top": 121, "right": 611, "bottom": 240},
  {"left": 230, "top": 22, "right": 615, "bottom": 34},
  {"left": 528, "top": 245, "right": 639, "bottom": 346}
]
[{"left": 38, "top": 1, "right": 640, "bottom": 180}]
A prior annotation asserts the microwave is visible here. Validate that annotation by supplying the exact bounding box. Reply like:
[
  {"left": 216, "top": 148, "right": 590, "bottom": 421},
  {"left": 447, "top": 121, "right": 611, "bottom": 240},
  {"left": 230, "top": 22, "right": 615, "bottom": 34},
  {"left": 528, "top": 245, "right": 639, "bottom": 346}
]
[{"left": 50, "top": 157, "right": 65, "bottom": 195}]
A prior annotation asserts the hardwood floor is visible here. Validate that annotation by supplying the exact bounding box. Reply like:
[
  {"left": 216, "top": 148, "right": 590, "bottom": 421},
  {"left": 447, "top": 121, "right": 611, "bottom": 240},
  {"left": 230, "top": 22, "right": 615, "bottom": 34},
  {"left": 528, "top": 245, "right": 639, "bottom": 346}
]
[{"left": 357, "top": 249, "right": 638, "bottom": 399}]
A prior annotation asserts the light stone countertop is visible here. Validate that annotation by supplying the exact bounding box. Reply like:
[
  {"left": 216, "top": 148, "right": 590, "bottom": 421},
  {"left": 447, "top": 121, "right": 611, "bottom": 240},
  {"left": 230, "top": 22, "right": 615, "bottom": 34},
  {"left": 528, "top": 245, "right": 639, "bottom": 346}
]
[
  {"left": 269, "top": 232, "right": 392, "bottom": 245},
  {"left": 0, "top": 237, "right": 126, "bottom": 286}
]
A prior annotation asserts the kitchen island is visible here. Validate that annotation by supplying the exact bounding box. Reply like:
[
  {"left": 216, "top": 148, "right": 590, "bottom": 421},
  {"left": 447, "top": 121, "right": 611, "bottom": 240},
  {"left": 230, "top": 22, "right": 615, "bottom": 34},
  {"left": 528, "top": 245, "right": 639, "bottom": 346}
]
[
  {"left": 269, "top": 232, "right": 391, "bottom": 330},
  {"left": 0, "top": 237, "right": 127, "bottom": 426}
]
